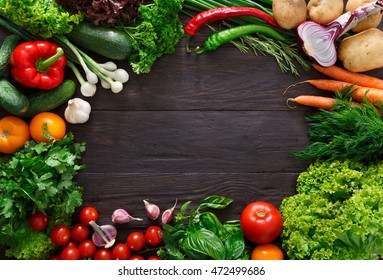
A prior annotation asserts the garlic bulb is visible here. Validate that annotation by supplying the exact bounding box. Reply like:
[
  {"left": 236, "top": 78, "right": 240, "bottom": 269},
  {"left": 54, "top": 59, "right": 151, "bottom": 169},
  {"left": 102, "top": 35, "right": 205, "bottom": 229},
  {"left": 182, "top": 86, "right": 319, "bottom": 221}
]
[{"left": 64, "top": 98, "right": 91, "bottom": 124}]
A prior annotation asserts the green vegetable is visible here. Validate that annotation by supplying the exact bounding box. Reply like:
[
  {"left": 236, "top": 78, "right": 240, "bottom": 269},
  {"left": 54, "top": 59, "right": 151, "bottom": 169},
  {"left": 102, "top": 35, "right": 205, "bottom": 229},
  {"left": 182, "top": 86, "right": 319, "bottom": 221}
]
[
  {"left": 290, "top": 91, "right": 383, "bottom": 162},
  {"left": 182, "top": 0, "right": 311, "bottom": 76},
  {"left": 0, "top": 133, "right": 86, "bottom": 259},
  {"left": 0, "top": 79, "right": 76, "bottom": 118},
  {"left": 66, "top": 21, "right": 133, "bottom": 60},
  {"left": 157, "top": 195, "right": 251, "bottom": 260},
  {"left": 118, "top": 0, "right": 184, "bottom": 74},
  {"left": 0, "top": 78, "right": 29, "bottom": 115},
  {"left": 0, "top": 0, "right": 83, "bottom": 38},
  {"left": 280, "top": 160, "right": 383, "bottom": 260},
  {"left": 0, "top": 34, "right": 21, "bottom": 76},
  {"left": 21, "top": 79, "right": 76, "bottom": 118},
  {"left": 195, "top": 24, "right": 287, "bottom": 54}
]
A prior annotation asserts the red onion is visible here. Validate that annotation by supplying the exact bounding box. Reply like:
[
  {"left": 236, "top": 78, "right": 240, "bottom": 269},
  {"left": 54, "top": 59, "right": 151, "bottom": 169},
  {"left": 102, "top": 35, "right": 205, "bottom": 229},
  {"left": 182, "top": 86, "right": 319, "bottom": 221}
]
[
  {"left": 89, "top": 221, "right": 117, "bottom": 248},
  {"left": 297, "top": 0, "right": 383, "bottom": 67}
]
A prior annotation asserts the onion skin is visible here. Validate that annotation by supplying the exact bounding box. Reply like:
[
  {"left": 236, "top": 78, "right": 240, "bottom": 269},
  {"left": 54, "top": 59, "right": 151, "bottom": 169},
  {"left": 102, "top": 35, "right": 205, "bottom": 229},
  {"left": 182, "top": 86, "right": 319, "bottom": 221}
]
[{"left": 297, "top": 0, "right": 383, "bottom": 66}]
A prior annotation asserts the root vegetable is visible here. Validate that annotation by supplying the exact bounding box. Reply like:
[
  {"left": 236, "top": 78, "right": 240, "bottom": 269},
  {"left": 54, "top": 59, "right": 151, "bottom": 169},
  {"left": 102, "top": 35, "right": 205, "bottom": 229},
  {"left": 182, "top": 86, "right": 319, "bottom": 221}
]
[
  {"left": 346, "top": 0, "right": 383, "bottom": 33},
  {"left": 272, "top": 0, "right": 307, "bottom": 29},
  {"left": 307, "top": 0, "right": 344, "bottom": 24},
  {"left": 338, "top": 28, "right": 383, "bottom": 72}
]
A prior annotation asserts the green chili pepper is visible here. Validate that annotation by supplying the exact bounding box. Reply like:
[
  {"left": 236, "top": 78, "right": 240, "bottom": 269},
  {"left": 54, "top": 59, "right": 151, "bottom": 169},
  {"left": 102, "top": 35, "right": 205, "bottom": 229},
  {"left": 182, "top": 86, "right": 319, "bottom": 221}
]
[{"left": 195, "top": 24, "right": 287, "bottom": 54}]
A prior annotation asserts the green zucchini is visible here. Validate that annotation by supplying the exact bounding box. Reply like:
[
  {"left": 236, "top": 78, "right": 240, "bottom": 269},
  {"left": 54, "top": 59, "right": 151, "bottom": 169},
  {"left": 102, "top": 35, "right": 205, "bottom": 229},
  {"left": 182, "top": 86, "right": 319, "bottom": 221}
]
[
  {"left": 0, "top": 78, "right": 29, "bottom": 115},
  {"left": 67, "top": 21, "right": 133, "bottom": 60},
  {"left": 20, "top": 80, "right": 76, "bottom": 118},
  {"left": 0, "top": 34, "right": 22, "bottom": 76}
]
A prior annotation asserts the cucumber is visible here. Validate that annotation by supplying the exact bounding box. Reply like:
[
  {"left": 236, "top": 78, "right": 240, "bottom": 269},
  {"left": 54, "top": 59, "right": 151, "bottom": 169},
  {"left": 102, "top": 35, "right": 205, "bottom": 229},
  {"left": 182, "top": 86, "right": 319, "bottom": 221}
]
[
  {"left": 0, "top": 34, "right": 22, "bottom": 76},
  {"left": 66, "top": 21, "right": 133, "bottom": 60},
  {"left": 0, "top": 78, "right": 29, "bottom": 115},
  {"left": 20, "top": 80, "right": 76, "bottom": 118}
]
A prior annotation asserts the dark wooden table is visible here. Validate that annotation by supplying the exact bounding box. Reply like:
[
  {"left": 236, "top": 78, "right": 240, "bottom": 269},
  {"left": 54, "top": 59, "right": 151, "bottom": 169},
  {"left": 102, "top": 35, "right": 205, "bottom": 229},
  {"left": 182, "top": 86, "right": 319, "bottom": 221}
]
[{"left": 0, "top": 14, "right": 329, "bottom": 259}]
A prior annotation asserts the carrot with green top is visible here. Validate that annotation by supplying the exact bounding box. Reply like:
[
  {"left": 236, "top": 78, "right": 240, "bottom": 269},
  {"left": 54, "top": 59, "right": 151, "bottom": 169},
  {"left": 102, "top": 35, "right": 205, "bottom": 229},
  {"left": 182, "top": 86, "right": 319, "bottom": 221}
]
[{"left": 312, "top": 63, "right": 383, "bottom": 89}]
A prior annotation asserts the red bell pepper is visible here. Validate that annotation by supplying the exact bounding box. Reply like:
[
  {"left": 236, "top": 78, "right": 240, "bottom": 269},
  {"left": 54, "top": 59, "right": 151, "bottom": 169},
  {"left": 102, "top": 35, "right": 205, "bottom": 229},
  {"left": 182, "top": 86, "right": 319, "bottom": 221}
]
[{"left": 10, "top": 41, "right": 66, "bottom": 90}]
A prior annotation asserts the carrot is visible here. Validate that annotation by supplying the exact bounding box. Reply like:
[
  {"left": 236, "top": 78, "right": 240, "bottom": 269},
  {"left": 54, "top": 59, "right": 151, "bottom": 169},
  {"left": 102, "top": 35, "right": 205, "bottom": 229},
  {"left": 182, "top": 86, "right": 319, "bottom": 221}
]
[
  {"left": 312, "top": 63, "right": 383, "bottom": 90},
  {"left": 304, "top": 79, "right": 383, "bottom": 105},
  {"left": 287, "top": 95, "right": 337, "bottom": 110}
]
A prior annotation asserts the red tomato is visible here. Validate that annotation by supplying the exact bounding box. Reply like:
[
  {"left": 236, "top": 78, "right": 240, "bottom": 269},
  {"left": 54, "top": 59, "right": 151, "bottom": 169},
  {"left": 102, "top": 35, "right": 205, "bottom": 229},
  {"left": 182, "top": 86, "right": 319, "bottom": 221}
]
[
  {"left": 127, "top": 232, "right": 146, "bottom": 251},
  {"left": 78, "top": 240, "right": 97, "bottom": 258},
  {"left": 94, "top": 248, "right": 113, "bottom": 260},
  {"left": 129, "top": 255, "right": 144, "bottom": 260},
  {"left": 50, "top": 225, "right": 71, "bottom": 246},
  {"left": 71, "top": 223, "right": 90, "bottom": 242},
  {"left": 61, "top": 246, "right": 80, "bottom": 260},
  {"left": 28, "top": 212, "right": 49, "bottom": 231},
  {"left": 112, "top": 243, "right": 131, "bottom": 260},
  {"left": 145, "top": 226, "right": 163, "bottom": 246},
  {"left": 251, "top": 243, "right": 284, "bottom": 260},
  {"left": 240, "top": 201, "right": 283, "bottom": 244},
  {"left": 147, "top": 255, "right": 161, "bottom": 260},
  {"left": 79, "top": 206, "right": 98, "bottom": 226}
]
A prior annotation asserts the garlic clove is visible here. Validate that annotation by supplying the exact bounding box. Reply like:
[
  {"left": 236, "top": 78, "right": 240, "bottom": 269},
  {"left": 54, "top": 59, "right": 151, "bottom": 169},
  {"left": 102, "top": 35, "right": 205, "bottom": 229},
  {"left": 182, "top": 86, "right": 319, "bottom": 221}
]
[
  {"left": 64, "top": 98, "right": 92, "bottom": 124},
  {"left": 111, "top": 208, "right": 143, "bottom": 224},
  {"left": 143, "top": 200, "right": 160, "bottom": 220}
]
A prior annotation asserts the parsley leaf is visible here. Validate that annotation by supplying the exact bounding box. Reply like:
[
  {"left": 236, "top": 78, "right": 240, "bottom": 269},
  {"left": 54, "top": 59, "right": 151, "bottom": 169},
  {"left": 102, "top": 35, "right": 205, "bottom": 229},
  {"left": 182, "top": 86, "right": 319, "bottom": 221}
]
[{"left": 0, "top": 133, "right": 86, "bottom": 259}]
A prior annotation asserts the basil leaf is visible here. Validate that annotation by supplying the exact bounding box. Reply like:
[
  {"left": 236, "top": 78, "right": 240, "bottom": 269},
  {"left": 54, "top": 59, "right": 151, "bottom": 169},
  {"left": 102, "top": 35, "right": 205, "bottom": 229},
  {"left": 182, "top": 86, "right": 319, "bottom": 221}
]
[
  {"left": 198, "top": 195, "right": 233, "bottom": 210},
  {"left": 180, "top": 200, "right": 192, "bottom": 214},
  {"left": 224, "top": 230, "right": 246, "bottom": 260},
  {"left": 197, "top": 212, "right": 225, "bottom": 237},
  {"left": 183, "top": 229, "right": 225, "bottom": 260}
]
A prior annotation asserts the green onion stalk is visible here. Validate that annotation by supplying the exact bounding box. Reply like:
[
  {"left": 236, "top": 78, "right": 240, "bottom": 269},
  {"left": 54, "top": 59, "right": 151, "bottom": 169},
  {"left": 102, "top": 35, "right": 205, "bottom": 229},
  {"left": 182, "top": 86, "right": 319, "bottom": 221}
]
[
  {"left": 0, "top": 15, "right": 129, "bottom": 95},
  {"left": 182, "top": 0, "right": 311, "bottom": 76}
]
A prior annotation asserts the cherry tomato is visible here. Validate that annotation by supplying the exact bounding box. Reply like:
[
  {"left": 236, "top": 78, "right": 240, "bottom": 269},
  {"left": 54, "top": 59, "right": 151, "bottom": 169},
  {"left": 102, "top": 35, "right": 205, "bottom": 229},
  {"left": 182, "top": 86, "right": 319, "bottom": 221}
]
[
  {"left": 62, "top": 240, "right": 78, "bottom": 248},
  {"left": 48, "top": 254, "right": 61, "bottom": 260},
  {"left": 251, "top": 244, "right": 284, "bottom": 260},
  {"left": 147, "top": 255, "right": 161, "bottom": 260},
  {"left": 240, "top": 201, "right": 283, "bottom": 244},
  {"left": 78, "top": 240, "right": 97, "bottom": 258},
  {"left": 50, "top": 225, "right": 71, "bottom": 246},
  {"left": 127, "top": 232, "right": 146, "bottom": 251},
  {"left": 28, "top": 212, "right": 49, "bottom": 231},
  {"left": 71, "top": 223, "right": 90, "bottom": 242},
  {"left": 129, "top": 255, "right": 144, "bottom": 260},
  {"left": 145, "top": 226, "right": 163, "bottom": 246},
  {"left": 79, "top": 206, "right": 99, "bottom": 226},
  {"left": 0, "top": 116, "right": 30, "bottom": 154},
  {"left": 112, "top": 243, "right": 131, "bottom": 260},
  {"left": 29, "top": 112, "right": 66, "bottom": 142},
  {"left": 61, "top": 246, "right": 80, "bottom": 260},
  {"left": 94, "top": 248, "right": 113, "bottom": 260}
]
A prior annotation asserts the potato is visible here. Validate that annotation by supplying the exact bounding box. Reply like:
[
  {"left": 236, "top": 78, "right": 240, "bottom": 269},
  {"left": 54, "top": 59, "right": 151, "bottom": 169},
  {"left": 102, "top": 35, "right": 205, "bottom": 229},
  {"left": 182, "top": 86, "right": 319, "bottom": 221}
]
[
  {"left": 307, "top": 0, "right": 344, "bottom": 25},
  {"left": 338, "top": 28, "right": 383, "bottom": 72},
  {"left": 272, "top": 0, "right": 307, "bottom": 30},
  {"left": 346, "top": 0, "right": 383, "bottom": 33}
]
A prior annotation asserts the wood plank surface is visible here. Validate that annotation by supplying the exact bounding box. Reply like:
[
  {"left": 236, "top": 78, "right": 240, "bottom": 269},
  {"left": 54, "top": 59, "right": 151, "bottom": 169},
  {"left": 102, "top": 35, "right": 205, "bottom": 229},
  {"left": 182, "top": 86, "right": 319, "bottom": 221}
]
[{"left": 0, "top": 3, "right": 368, "bottom": 258}]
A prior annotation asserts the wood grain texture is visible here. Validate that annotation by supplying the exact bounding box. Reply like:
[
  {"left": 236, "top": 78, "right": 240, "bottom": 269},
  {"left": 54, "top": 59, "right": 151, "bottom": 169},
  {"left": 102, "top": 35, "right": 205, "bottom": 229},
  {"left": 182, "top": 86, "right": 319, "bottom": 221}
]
[{"left": 0, "top": 7, "right": 344, "bottom": 259}]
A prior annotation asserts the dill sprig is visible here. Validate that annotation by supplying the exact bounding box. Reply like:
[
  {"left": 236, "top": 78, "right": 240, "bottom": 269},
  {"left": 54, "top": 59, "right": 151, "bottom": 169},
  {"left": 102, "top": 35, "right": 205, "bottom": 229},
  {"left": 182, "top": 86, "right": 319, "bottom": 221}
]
[{"left": 291, "top": 87, "right": 383, "bottom": 162}]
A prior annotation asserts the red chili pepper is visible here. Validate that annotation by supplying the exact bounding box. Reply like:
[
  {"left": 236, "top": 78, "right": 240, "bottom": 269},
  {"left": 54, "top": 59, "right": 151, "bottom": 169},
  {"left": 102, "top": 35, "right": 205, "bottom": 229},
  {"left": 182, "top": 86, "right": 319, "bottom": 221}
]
[
  {"left": 184, "top": 6, "right": 282, "bottom": 37},
  {"left": 10, "top": 41, "right": 66, "bottom": 90}
]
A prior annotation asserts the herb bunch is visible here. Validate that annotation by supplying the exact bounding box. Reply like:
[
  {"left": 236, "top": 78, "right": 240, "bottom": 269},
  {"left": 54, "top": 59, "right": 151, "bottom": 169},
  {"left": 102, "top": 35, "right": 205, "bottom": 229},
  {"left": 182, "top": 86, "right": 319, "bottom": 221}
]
[
  {"left": 291, "top": 91, "right": 383, "bottom": 162},
  {"left": 157, "top": 195, "right": 250, "bottom": 260},
  {"left": 0, "top": 133, "right": 86, "bottom": 259},
  {"left": 118, "top": 0, "right": 184, "bottom": 74}
]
